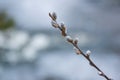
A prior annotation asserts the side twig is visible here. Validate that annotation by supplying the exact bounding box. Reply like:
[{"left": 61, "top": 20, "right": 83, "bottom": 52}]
[{"left": 49, "top": 12, "right": 112, "bottom": 80}]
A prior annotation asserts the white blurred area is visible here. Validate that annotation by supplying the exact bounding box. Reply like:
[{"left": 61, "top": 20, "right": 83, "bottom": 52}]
[
  {"left": 6, "top": 30, "right": 29, "bottom": 50},
  {"left": 0, "top": 29, "right": 50, "bottom": 64},
  {"left": 22, "top": 34, "right": 50, "bottom": 61}
]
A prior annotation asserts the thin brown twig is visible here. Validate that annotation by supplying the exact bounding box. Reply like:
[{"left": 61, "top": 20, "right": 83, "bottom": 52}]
[{"left": 49, "top": 12, "right": 112, "bottom": 80}]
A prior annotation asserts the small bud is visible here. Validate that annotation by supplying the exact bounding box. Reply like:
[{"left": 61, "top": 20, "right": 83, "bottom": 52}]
[
  {"left": 73, "top": 47, "right": 77, "bottom": 50},
  {"left": 61, "top": 22, "right": 67, "bottom": 32},
  {"left": 73, "top": 38, "right": 79, "bottom": 45},
  {"left": 49, "top": 13, "right": 52, "bottom": 18},
  {"left": 51, "top": 21, "right": 59, "bottom": 28},
  {"left": 65, "top": 36, "right": 73, "bottom": 43},
  {"left": 73, "top": 47, "right": 81, "bottom": 55},
  {"left": 60, "top": 23, "right": 67, "bottom": 36},
  {"left": 61, "top": 22, "right": 65, "bottom": 27},
  {"left": 86, "top": 50, "right": 91, "bottom": 55},
  {"left": 52, "top": 12, "right": 57, "bottom": 20},
  {"left": 75, "top": 37, "right": 79, "bottom": 41},
  {"left": 98, "top": 71, "right": 103, "bottom": 76},
  {"left": 89, "top": 62, "right": 94, "bottom": 66},
  {"left": 61, "top": 24, "right": 67, "bottom": 36}
]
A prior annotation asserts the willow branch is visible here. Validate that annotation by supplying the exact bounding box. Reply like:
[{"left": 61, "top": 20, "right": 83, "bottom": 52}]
[{"left": 49, "top": 12, "right": 112, "bottom": 80}]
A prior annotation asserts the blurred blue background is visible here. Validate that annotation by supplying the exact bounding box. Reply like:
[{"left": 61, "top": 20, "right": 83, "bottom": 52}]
[{"left": 0, "top": 0, "right": 120, "bottom": 80}]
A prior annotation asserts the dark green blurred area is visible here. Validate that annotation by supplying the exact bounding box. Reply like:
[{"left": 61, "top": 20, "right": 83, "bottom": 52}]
[{"left": 0, "top": 11, "right": 15, "bottom": 31}]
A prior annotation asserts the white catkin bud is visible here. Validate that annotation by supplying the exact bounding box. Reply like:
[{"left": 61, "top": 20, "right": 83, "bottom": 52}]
[
  {"left": 65, "top": 36, "right": 73, "bottom": 43},
  {"left": 61, "top": 22, "right": 67, "bottom": 33},
  {"left": 73, "top": 47, "right": 77, "bottom": 50},
  {"left": 52, "top": 12, "right": 57, "bottom": 20},
  {"left": 65, "top": 36, "right": 72, "bottom": 40},
  {"left": 74, "top": 37, "right": 79, "bottom": 44},
  {"left": 86, "top": 50, "right": 91, "bottom": 55},
  {"left": 60, "top": 22, "right": 64, "bottom": 27},
  {"left": 73, "top": 47, "right": 81, "bottom": 55},
  {"left": 51, "top": 20, "right": 59, "bottom": 28},
  {"left": 98, "top": 71, "right": 103, "bottom": 75},
  {"left": 75, "top": 37, "right": 79, "bottom": 42}
]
